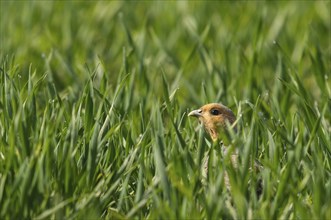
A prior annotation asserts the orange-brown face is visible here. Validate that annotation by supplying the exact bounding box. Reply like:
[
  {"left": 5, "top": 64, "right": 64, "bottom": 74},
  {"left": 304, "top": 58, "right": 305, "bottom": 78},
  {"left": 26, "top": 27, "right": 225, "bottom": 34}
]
[{"left": 188, "top": 103, "right": 236, "bottom": 141}]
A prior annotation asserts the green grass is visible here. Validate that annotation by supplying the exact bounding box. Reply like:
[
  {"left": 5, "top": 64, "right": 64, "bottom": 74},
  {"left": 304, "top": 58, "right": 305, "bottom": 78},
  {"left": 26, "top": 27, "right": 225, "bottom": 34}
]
[{"left": 1, "top": 1, "right": 330, "bottom": 219}]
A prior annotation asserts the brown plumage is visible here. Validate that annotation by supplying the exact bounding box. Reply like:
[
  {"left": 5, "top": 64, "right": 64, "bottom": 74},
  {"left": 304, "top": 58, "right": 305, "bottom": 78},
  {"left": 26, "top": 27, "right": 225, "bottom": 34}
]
[
  {"left": 189, "top": 103, "right": 262, "bottom": 195},
  {"left": 188, "top": 103, "right": 236, "bottom": 141},
  {"left": 189, "top": 103, "right": 237, "bottom": 187}
]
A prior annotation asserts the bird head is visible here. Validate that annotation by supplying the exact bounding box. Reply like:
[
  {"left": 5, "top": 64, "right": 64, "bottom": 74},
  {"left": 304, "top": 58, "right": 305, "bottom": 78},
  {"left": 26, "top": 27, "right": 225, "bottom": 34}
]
[{"left": 188, "top": 103, "right": 236, "bottom": 142}]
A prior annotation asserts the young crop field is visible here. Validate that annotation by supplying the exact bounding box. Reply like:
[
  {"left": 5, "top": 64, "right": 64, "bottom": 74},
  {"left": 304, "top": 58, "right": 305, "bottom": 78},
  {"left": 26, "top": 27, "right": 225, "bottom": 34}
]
[{"left": 0, "top": 1, "right": 330, "bottom": 219}]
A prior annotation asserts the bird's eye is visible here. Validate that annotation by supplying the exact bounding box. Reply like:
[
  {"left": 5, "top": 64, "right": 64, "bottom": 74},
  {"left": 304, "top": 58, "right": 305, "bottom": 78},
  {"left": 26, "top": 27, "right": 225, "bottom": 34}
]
[{"left": 210, "top": 109, "right": 220, "bottom": 115}]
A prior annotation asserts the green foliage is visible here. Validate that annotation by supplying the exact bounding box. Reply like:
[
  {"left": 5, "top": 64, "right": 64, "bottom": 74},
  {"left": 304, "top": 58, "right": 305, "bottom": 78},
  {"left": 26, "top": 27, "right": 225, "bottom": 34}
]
[{"left": 0, "top": 1, "right": 330, "bottom": 219}]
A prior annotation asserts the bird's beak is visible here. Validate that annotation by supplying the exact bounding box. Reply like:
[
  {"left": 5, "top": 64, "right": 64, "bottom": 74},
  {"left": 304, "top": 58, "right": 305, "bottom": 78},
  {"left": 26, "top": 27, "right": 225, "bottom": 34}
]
[{"left": 188, "top": 109, "right": 202, "bottom": 117}]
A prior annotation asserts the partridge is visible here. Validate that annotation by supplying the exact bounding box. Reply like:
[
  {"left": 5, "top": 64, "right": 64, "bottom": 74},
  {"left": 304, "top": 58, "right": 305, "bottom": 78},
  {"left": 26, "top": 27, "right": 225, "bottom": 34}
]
[
  {"left": 188, "top": 103, "right": 236, "bottom": 141},
  {"left": 189, "top": 103, "right": 262, "bottom": 194}
]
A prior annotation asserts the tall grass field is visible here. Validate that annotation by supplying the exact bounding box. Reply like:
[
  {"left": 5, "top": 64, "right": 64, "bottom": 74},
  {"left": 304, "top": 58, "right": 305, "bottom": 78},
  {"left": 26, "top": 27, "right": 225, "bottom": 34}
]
[{"left": 1, "top": 1, "right": 330, "bottom": 219}]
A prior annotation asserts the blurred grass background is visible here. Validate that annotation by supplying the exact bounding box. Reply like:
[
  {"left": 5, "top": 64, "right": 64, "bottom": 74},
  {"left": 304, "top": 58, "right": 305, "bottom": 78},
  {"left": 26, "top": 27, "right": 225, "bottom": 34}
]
[{"left": 0, "top": 1, "right": 330, "bottom": 219}]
